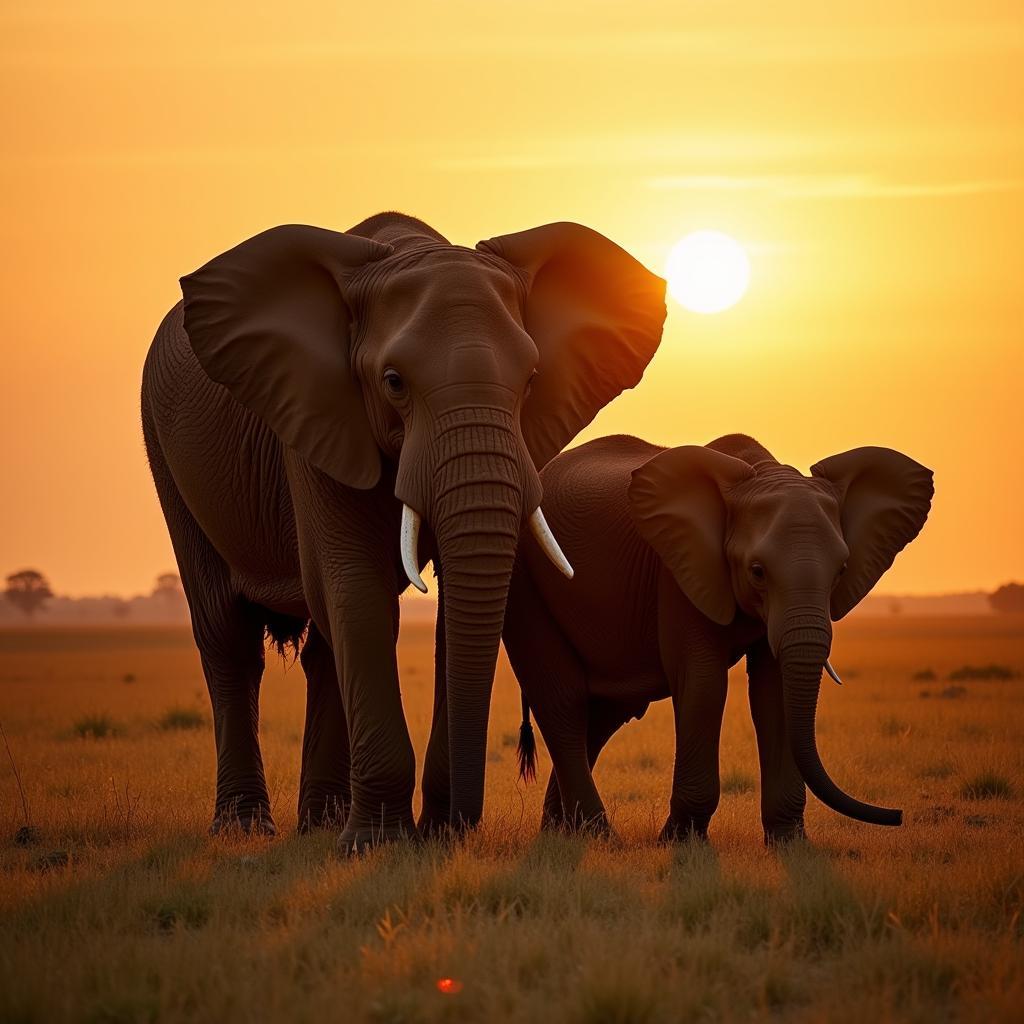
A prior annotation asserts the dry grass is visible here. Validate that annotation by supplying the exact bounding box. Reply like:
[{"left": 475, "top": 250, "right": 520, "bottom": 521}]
[
  {"left": 70, "top": 713, "right": 122, "bottom": 740},
  {"left": 157, "top": 707, "right": 207, "bottom": 732},
  {"left": 0, "top": 615, "right": 1022, "bottom": 1022}
]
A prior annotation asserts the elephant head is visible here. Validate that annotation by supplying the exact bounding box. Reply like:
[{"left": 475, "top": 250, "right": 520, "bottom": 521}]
[
  {"left": 629, "top": 435, "right": 933, "bottom": 826},
  {"left": 179, "top": 217, "right": 666, "bottom": 829}
]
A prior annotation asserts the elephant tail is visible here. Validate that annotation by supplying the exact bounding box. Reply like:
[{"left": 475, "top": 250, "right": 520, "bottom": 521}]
[
  {"left": 264, "top": 612, "right": 309, "bottom": 662},
  {"left": 517, "top": 693, "right": 538, "bottom": 783}
]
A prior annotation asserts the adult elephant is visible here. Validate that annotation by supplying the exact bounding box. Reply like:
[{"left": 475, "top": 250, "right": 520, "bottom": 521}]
[
  {"left": 505, "top": 433, "right": 932, "bottom": 843},
  {"left": 141, "top": 213, "right": 666, "bottom": 851}
]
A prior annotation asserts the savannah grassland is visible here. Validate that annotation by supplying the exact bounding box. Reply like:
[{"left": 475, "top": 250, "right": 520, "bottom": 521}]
[{"left": 0, "top": 614, "right": 1021, "bottom": 1024}]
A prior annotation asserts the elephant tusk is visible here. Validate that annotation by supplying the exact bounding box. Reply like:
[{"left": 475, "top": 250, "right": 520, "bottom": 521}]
[
  {"left": 824, "top": 658, "right": 843, "bottom": 686},
  {"left": 529, "top": 507, "right": 574, "bottom": 580},
  {"left": 400, "top": 504, "right": 428, "bottom": 594}
]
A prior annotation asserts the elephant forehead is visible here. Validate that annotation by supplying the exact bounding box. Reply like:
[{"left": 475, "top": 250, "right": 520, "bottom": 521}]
[
  {"left": 735, "top": 468, "right": 838, "bottom": 505},
  {"left": 732, "top": 484, "right": 842, "bottom": 539},
  {"left": 372, "top": 251, "right": 522, "bottom": 319},
  {"left": 364, "top": 255, "right": 536, "bottom": 375}
]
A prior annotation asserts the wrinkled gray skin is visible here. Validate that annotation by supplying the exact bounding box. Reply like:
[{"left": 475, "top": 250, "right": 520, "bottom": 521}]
[
  {"left": 504, "top": 433, "right": 933, "bottom": 843},
  {"left": 141, "top": 213, "right": 665, "bottom": 851}
]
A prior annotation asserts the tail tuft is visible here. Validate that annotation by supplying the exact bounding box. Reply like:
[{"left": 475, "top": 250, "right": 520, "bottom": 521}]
[
  {"left": 517, "top": 694, "right": 538, "bottom": 783},
  {"left": 264, "top": 612, "right": 308, "bottom": 662}
]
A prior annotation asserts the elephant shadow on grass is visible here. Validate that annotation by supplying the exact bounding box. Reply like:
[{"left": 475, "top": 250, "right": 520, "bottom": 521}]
[
  {"left": 658, "top": 829, "right": 875, "bottom": 956},
  {"left": 772, "top": 839, "right": 891, "bottom": 956}
]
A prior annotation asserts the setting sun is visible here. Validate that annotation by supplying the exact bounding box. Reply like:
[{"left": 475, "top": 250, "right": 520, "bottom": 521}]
[{"left": 666, "top": 230, "right": 751, "bottom": 314}]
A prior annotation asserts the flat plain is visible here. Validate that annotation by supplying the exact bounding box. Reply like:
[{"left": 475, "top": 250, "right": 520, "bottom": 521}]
[{"left": 0, "top": 613, "right": 1021, "bottom": 1023}]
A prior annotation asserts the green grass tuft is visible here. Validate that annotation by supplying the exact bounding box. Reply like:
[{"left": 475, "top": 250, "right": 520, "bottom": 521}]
[
  {"left": 948, "top": 663, "right": 1016, "bottom": 681},
  {"left": 575, "top": 975, "right": 658, "bottom": 1024},
  {"left": 960, "top": 771, "right": 1014, "bottom": 800},
  {"left": 880, "top": 716, "right": 911, "bottom": 738},
  {"left": 157, "top": 707, "right": 206, "bottom": 731},
  {"left": 721, "top": 770, "right": 757, "bottom": 795},
  {"left": 920, "top": 760, "right": 954, "bottom": 781},
  {"left": 71, "top": 714, "right": 121, "bottom": 739},
  {"left": 152, "top": 896, "right": 211, "bottom": 932}
]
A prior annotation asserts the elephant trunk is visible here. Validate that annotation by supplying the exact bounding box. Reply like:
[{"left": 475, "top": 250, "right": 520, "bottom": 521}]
[
  {"left": 778, "top": 610, "right": 902, "bottom": 826},
  {"left": 429, "top": 409, "right": 528, "bottom": 830}
]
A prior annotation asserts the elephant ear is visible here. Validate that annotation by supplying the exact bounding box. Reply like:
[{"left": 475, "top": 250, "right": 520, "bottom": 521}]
[
  {"left": 478, "top": 223, "right": 666, "bottom": 469},
  {"left": 628, "top": 446, "right": 754, "bottom": 625},
  {"left": 180, "top": 224, "right": 392, "bottom": 489},
  {"left": 811, "top": 447, "right": 934, "bottom": 620}
]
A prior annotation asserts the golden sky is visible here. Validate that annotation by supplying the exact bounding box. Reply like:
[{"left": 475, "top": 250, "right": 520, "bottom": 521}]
[{"left": 1, "top": 2, "right": 1021, "bottom": 597}]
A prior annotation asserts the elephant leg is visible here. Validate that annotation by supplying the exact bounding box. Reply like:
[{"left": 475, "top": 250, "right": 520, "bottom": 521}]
[
  {"left": 297, "top": 623, "right": 351, "bottom": 833},
  {"left": 503, "top": 568, "right": 606, "bottom": 834},
  {"left": 197, "top": 601, "right": 273, "bottom": 835},
  {"left": 540, "top": 769, "right": 564, "bottom": 830},
  {"left": 288, "top": 458, "right": 416, "bottom": 855},
  {"left": 541, "top": 699, "right": 638, "bottom": 830},
  {"left": 747, "top": 638, "right": 806, "bottom": 844},
  {"left": 321, "top": 576, "right": 416, "bottom": 855},
  {"left": 661, "top": 662, "right": 728, "bottom": 843},
  {"left": 418, "top": 582, "right": 450, "bottom": 837},
  {"left": 145, "top": 430, "right": 274, "bottom": 835}
]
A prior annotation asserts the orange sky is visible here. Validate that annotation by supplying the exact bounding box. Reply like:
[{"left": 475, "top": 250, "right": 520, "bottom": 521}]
[{"left": 1, "top": 3, "right": 1022, "bottom": 597}]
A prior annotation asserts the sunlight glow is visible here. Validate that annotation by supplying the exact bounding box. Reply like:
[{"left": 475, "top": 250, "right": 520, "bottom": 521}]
[{"left": 666, "top": 231, "right": 751, "bottom": 314}]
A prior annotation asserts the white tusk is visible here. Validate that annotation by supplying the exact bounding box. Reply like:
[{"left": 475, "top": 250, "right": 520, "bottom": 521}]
[
  {"left": 529, "top": 507, "right": 574, "bottom": 580},
  {"left": 400, "top": 504, "right": 428, "bottom": 593},
  {"left": 825, "top": 658, "right": 843, "bottom": 686}
]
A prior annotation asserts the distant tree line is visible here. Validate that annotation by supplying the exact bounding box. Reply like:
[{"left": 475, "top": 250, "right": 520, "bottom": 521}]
[
  {"left": 5, "top": 569, "right": 1024, "bottom": 621},
  {"left": 3, "top": 569, "right": 52, "bottom": 617},
  {"left": 2, "top": 570, "right": 187, "bottom": 623},
  {"left": 989, "top": 583, "right": 1024, "bottom": 614}
]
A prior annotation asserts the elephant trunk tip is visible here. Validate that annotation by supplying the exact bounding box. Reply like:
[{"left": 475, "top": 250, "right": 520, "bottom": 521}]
[
  {"left": 517, "top": 697, "right": 538, "bottom": 783},
  {"left": 880, "top": 807, "right": 903, "bottom": 827},
  {"left": 780, "top": 637, "right": 903, "bottom": 828}
]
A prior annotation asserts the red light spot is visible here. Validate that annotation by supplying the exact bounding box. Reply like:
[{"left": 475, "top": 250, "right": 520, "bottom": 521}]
[{"left": 436, "top": 978, "right": 463, "bottom": 995}]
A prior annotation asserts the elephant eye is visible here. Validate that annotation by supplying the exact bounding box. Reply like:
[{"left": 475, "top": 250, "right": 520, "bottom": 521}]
[
  {"left": 838, "top": 562, "right": 848, "bottom": 577},
  {"left": 749, "top": 562, "right": 767, "bottom": 585},
  {"left": 383, "top": 369, "right": 405, "bottom": 396},
  {"left": 525, "top": 370, "right": 538, "bottom": 398}
]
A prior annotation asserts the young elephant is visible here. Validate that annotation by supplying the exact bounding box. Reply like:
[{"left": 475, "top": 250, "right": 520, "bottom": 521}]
[{"left": 503, "top": 433, "right": 933, "bottom": 842}]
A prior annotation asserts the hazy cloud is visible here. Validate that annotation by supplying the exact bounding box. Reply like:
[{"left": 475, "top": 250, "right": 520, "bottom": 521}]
[
  {"left": 3, "top": 19, "right": 1021, "bottom": 69},
  {"left": 434, "top": 136, "right": 840, "bottom": 173},
  {"left": 645, "top": 174, "right": 1024, "bottom": 200}
]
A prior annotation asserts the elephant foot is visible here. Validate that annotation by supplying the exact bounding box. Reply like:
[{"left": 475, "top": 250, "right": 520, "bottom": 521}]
[
  {"left": 416, "top": 797, "right": 452, "bottom": 841},
  {"left": 539, "top": 801, "right": 612, "bottom": 837},
  {"left": 417, "top": 814, "right": 453, "bottom": 842},
  {"left": 210, "top": 803, "right": 276, "bottom": 837},
  {"left": 582, "top": 813, "right": 614, "bottom": 839},
  {"left": 337, "top": 822, "right": 418, "bottom": 857},
  {"left": 763, "top": 820, "right": 807, "bottom": 847},
  {"left": 338, "top": 801, "right": 417, "bottom": 855},
  {"left": 539, "top": 811, "right": 567, "bottom": 833},
  {"left": 539, "top": 791, "right": 568, "bottom": 832},
  {"left": 658, "top": 813, "right": 710, "bottom": 844},
  {"left": 297, "top": 795, "right": 349, "bottom": 835},
  {"left": 561, "top": 809, "right": 613, "bottom": 838}
]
